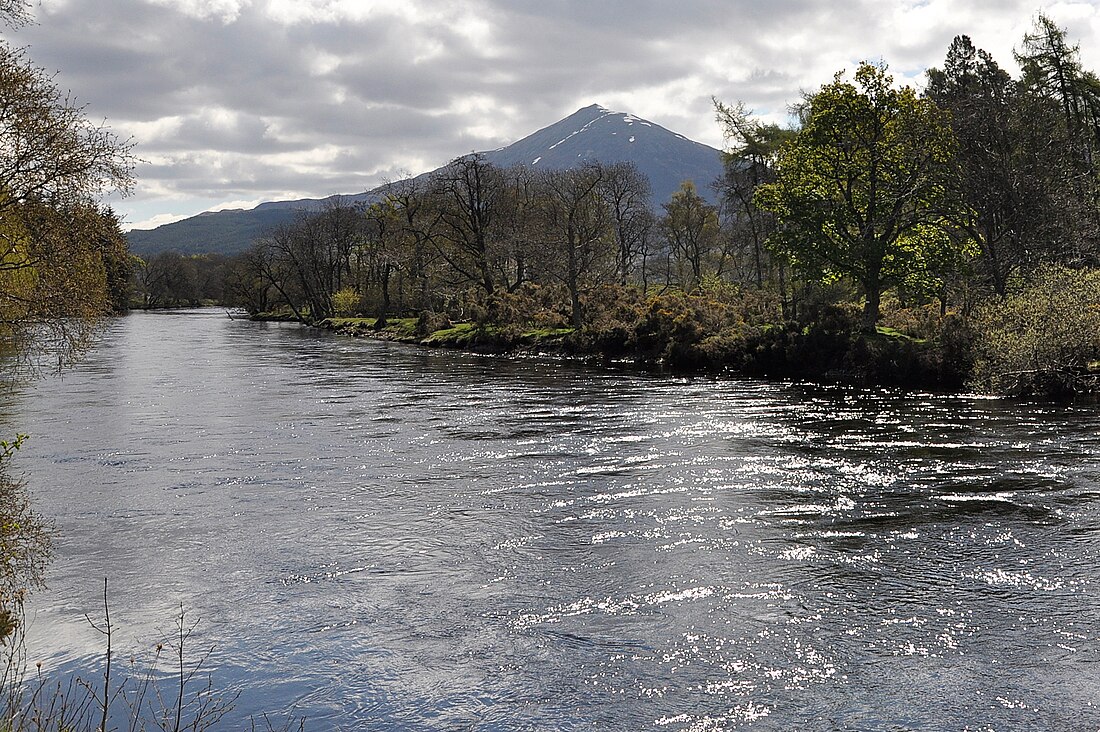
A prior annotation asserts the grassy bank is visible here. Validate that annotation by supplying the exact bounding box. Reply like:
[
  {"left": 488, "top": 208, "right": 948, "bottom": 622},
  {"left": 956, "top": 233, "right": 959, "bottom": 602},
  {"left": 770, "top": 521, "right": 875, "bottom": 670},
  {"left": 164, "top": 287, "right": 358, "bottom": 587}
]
[
  {"left": 318, "top": 316, "right": 578, "bottom": 354},
  {"left": 250, "top": 291, "right": 974, "bottom": 393}
]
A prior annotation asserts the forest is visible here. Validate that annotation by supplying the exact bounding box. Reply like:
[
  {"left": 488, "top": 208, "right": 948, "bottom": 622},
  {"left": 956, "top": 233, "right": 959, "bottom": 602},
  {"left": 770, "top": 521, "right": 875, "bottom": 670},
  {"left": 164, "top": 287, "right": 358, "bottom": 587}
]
[{"left": 128, "top": 16, "right": 1100, "bottom": 399}]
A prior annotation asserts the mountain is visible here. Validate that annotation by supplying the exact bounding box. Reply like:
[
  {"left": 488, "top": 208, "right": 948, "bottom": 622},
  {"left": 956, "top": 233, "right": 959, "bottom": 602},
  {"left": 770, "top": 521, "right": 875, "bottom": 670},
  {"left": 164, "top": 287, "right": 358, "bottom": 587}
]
[
  {"left": 127, "top": 104, "right": 726, "bottom": 257},
  {"left": 479, "top": 104, "right": 725, "bottom": 206}
]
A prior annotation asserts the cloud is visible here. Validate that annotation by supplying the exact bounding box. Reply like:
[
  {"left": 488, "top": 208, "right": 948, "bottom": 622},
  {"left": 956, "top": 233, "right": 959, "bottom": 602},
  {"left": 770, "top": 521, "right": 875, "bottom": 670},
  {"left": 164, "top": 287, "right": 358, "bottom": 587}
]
[{"left": 11, "top": 0, "right": 1099, "bottom": 228}]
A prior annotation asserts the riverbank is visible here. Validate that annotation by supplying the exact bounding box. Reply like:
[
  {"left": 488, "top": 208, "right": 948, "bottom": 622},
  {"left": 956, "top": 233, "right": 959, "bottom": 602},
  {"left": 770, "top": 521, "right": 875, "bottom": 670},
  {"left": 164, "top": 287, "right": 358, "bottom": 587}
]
[
  {"left": 240, "top": 264, "right": 1100, "bottom": 400},
  {"left": 291, "top": 308, "right": 973, "bottom": 391},
  {"left": 320, "top": 315, "right": 571, "bottom": 349}
]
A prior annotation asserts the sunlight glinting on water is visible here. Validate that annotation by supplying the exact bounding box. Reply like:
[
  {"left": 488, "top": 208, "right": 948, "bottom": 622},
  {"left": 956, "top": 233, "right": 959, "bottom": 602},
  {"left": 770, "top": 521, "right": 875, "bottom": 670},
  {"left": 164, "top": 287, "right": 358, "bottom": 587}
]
[{"left": 4, "top": 310, "right": 1100, "bottom": 730}]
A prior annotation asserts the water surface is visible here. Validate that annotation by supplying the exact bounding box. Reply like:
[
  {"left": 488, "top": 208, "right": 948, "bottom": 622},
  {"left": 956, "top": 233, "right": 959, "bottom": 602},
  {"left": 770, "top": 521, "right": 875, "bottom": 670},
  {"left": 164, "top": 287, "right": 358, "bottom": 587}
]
[{"left": 5, "top": 310, "right": 1100, "bottom": 730}]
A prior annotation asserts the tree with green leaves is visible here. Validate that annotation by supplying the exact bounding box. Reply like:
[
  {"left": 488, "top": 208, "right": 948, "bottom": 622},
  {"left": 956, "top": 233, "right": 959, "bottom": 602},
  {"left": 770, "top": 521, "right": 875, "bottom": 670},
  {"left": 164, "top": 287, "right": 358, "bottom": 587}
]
[
  {"left": 1015, "top": 13, "right": 1100, "bottom": 263},
  {"left": 756, "top": 62, "right": 971, "bottom": 330},
  {"left": 927, "top": 35, "right": 1073, "bottom": 294},
  {"left": 0, "top": 36, "right": 135, "bottom": 368},
  {"left": 0, "top": 0, "right": 128, "bottom": 669},
  {"left": 1017, "top": 14, "right": 1100, "bottom": 143},
  {"left": 715, "top": 99, "right": 795, "bottom": 301}
]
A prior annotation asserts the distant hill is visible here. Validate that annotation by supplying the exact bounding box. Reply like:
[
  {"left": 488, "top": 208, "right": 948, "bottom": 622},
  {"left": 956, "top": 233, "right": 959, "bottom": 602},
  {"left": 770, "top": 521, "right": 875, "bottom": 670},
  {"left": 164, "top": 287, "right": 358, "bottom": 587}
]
[
  {"left": 126, "top": 207, "right": 300, "bottom": 258},
  {"left": 127, "top": 104, "right": 726, "bottom": 257}
]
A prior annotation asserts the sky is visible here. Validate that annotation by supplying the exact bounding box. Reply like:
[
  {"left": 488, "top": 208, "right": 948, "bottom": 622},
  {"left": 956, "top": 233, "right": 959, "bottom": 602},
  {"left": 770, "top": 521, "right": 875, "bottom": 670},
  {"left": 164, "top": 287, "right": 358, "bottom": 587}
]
[{"left": 10, "top": 0, "right": 1100, "bottom": 231}]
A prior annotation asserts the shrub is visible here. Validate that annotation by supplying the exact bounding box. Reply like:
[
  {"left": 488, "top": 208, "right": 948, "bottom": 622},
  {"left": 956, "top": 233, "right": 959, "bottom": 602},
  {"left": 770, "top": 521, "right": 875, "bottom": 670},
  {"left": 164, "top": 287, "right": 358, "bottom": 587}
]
[
  {"left": 880, "top": 300, "right": 947, "bottom": 340},
  {"left": 630, "top": 287, "right": 783, "bottom": 369},
  {"left": 331, "top": 287, "right": 362, "bottom": 317},
  {"left": 486, "top": 283, "right": 570, "bottom": 329},
  {"left": 970, "top": 265, "right": 1100, "bottom": 397}
]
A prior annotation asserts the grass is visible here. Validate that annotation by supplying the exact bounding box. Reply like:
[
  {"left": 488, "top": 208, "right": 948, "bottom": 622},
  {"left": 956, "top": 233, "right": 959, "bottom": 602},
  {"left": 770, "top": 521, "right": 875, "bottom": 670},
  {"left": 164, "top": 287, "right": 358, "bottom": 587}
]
[
  {"left": 377, "top": 317, "right": 419, "bottom": 338},
  {"left": 320, "top": 317, "right": 419, "bottom": 340},
  {"left": 273, "top": 314, "right": 575, "bottom": 353},
  {"left": 874, "top": 325, "right": 926, "bottom": 343},
  {"left": 420, "top": 323, "right": 479, "bottom": 346},
  {"left": 420, "top": 323, "right": 576, "bottom": 348},
  {"left": 519, "top": 326, "right": 574, "bottom": 340}
]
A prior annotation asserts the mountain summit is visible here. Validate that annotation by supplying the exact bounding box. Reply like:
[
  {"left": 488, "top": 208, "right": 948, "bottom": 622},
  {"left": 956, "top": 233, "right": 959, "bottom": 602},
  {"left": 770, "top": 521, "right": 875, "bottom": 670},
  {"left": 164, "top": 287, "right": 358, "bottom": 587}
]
[
  {"left": 478, "top": 104, "right": 725, "bottom": 206},
  {"left": 127, "top": 105, "right": 726, "bottom": 257}
]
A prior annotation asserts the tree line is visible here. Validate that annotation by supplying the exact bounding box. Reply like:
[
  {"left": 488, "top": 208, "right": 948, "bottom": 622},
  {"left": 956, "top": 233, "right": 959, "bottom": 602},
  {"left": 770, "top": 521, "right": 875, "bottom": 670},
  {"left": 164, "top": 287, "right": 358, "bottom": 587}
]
[
  {"left": 202, "top": 159, "right": 726, "bottom": 329},
  {"left": 726, "top": 16, "right": 1100, "bottom": 326},
  {"left": 133, "top": 14, "right": 1100, "bottom": 397}
]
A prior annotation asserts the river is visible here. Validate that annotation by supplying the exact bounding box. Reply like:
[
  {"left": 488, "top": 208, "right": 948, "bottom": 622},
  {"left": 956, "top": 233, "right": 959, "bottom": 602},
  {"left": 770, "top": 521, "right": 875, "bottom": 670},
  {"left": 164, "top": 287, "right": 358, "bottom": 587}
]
[{"left": 4, "top": 309, "right": 1100, "bottom": 730}]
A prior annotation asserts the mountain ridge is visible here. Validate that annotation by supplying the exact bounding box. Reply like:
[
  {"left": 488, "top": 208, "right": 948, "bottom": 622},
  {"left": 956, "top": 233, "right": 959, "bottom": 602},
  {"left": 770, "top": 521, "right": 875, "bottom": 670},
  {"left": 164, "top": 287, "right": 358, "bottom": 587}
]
[{"left": 127, "top": 105, "right": 726, "bottom": 257}]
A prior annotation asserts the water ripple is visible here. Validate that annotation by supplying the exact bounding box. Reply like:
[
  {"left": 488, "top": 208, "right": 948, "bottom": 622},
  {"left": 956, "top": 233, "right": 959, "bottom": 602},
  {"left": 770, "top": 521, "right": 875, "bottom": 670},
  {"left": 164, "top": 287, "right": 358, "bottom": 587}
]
[{"left": 4, "top": 310, "right": 1100, "bottom": 730}]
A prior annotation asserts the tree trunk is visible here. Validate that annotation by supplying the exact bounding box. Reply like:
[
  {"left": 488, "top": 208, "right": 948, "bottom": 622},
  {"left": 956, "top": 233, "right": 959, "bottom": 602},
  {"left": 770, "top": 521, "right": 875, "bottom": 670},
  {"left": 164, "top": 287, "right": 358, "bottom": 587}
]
[
  {"left": 862, "top": 287, "right": 881, "bottom": 332},
  {"left": 376, "top": 263, "right": 391, "bottom": 328},
  {"left": 568, "top": 231, "right": 583, "bottom": 329}
]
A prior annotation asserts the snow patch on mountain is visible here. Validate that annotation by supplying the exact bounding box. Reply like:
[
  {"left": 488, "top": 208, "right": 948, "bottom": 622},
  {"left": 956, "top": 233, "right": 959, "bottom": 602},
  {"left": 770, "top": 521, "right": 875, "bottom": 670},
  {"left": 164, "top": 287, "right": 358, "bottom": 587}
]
[{"left": 548, "top": 108, "right": 617, "bottom": 151}]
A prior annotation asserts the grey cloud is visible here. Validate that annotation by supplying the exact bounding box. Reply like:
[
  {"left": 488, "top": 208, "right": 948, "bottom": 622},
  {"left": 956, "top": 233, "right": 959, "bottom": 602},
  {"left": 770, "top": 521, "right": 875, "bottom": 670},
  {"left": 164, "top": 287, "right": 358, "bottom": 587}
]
[{"left": 7, "top": 0, "right": 1078, "bottom": 227}]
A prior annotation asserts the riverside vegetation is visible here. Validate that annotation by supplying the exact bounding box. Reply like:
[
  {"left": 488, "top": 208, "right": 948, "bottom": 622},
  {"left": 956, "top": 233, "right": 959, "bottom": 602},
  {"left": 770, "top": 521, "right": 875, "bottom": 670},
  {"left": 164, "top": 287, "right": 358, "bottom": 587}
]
[
  {"left": 133, "top": 15, "right": 1100, "bottom": 400},
  {"left": 0, "top": 0, "right": 304, "bottom": 728}
]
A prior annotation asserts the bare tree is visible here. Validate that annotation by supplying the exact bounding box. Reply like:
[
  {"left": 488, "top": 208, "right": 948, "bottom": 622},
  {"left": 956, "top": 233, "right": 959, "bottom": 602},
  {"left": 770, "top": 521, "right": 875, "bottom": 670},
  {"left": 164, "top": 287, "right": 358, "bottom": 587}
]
[
  {"left": 535, "top": 163, "right": 614, "bottom": 328},
  {"left": 598, "top": 162, "right": 652, "bottom": 285},
  {"left": 429, "top": 155, "right": 505, "bottom": 295}
]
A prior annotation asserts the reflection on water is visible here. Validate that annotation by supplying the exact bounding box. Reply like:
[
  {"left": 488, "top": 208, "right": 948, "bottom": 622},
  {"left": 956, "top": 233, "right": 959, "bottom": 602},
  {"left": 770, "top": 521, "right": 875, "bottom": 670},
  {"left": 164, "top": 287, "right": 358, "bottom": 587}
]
[{"left": 4, "top": 309, "right": 1100, "bottom": 730}]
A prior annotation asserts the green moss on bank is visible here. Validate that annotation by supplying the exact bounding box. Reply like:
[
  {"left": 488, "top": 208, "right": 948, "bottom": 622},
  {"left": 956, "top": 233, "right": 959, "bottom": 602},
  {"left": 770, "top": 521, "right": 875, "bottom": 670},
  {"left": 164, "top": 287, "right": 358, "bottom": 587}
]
[
  {"left": 874, "top": 325, "right": 926, "bottom": 343},
  {"left": 317, "top": 317, "right": 576, "bottom": 352},
  {"left": 521, "top": 327, "right": 575, "bottom": 340},
  {"left": 320, "top": 317, "right": 419, "bottom": 340}
]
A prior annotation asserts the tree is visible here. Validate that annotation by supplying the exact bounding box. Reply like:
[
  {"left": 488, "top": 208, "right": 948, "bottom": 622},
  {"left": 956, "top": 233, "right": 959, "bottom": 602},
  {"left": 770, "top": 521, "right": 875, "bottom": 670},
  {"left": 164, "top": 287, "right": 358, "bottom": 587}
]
[
  {"left": 383, "top": 176, "right": 442, "bottom": 312},
  {"left": 0, "top": 0, "right": 129, "bottom": 655},
  {"left": 429, "top": 154, "right": 505, "bottom": 296},
  {"left": 1015, "top": 14, "right": 1100, "bottom": 263},
  {"left": 1017, "top": 14, "right": 1100, "bottom": 144},
  {"left": 0, "top": 44, "right": 133, "bottom": 217},
  {"left": 135, "top": 251, "right": 200, "bottom": 308},
  {"left": 927, "top": 36, "right": 1027, "bottom": 294},
  {"left": 926, "top": 35, "right": 1072, "bottom": 294},
  {"left": 94, "top": 207, "right": 135, "bottom": 313},
  {"left": 598, "top": 161, "right": 652, "bottom": 285},
  {"left": 496, "top": 164, "right": 539, "bottom": 292},
  {"left": 0, "top": 40, "right": 135, "bottom": 367},
  {"left": 756, "top": 62, "right": 970, "bottom": 330},
  {"left": 715, "top": 100, "right": 794, "bottom": 295},
  {"left": 0, "top": 0, "right": 30, "bottom": 27},
  {"left": 223, "top": 246, "right": 275, "bottom": 315},
  {"left": 661, "top": 181, "right": 719, "bottom": 289},
  {"left": 1, "top": 201, "right": 132, "bottom": 369},
  {"left": 361, "top": 199, "right": 402, "bottom": 325},
  {"left": 258, "top": 214, "right": 331, "bottom": 322},
  {"left": 535, "top": 163, "right": 614, "bottom": 328}
]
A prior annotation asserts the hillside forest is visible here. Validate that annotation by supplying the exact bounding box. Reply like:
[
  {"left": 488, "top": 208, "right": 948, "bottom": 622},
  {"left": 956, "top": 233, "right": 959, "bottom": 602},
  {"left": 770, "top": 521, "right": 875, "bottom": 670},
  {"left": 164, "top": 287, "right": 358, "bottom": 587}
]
[{"left": 132, "top": 16, "right": 1100, "bottom": 398}]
